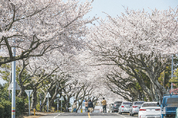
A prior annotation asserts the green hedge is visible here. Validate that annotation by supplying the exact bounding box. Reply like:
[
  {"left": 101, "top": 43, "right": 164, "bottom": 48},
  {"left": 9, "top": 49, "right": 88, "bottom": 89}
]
[
  {"left": 0, "top": 98, "right": 25, "bottom": 118},
  {"left": 16, "top": 97, "right": 25, "bottom": 117},
  {"left": 0, "top": 100, "right": 11, "bottom": 118},
  {"left": 0, "top": 104, "right": 4, "bottom": 118}
]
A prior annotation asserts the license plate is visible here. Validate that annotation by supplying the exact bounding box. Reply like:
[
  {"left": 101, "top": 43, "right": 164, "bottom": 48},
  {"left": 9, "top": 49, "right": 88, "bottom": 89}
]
[{"left": 147, "top": 109, "right": 154, "bottom": 111}]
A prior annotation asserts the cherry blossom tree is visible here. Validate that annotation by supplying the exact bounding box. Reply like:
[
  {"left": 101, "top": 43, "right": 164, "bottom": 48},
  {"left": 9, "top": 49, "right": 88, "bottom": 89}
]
[
  {"left": 79, "top": 50, "right": 125, "bottom": 103},
  {"left": 87, "top": 7, "right": 178, "bottom": 100},
  {"left": 0, "top": 0, "right": 95, "bottom": 65}
]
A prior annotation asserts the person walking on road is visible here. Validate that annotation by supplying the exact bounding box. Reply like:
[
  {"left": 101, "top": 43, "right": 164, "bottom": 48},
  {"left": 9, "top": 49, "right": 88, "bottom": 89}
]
[
  {"left": 84, "top": 100, "right": 88, "bottom": 112},
  {"left": 101, "top": 97, "right": 107, "bottom": 113},
  {"left": 72, "top": 100, "right": 77, "bottom": 113},
  {"left": 88, "top": 100, "right": 94, "bottom": 113}
]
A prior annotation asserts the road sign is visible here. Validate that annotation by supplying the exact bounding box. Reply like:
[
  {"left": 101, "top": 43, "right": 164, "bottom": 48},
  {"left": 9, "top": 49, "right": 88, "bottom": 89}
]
[
  {"left": 8, "top": 82, "right": 20, "bottom": 90},
  {"left": 60, "top": 96, "right": 64, "bottom": 100},
  {"left": 25, "top": 90, "right": 33, "bottom": 96},
  {"left": 46, "top": 92, "right": 51, "bottom": 98},
  {"left": 56, "top": 94, "right": 60, "bottom": 98}
]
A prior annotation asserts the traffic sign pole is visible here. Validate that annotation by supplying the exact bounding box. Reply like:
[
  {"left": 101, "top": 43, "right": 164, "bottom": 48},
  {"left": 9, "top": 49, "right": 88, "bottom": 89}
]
[
  {"left": 39, "top": 94, "right": 42, "bottom": 112},
  {"left": 25, "top": 90, "right": 33, "bottom": 116},
  {"left": 47, "top": 97, "right": 49, "bottom": 112},
  {"left": 45, "top": 92, "right": 51, "bottom": 112},
  {"left": 57, "top": 98, "right": 59, "bottom": 112},
  {"left": 56, "top": 94, "right": 60, "bottom": 112},
  {"left": 28, "top": 92, "right": 30, "bottom": 116},
  {"left": 61, "top": 100, "right": 62, "bottom": 112}
]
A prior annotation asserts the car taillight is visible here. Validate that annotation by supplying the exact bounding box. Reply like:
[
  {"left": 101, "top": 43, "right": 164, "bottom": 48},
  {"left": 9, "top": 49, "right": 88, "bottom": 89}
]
[
  {"left": 155, "top": 109, "right": 160, "bottom": 111},
  {"left": 121, "top": 106, "right": 124, "bottom": 108},
  {"left": 132, "top": 106, "right": 138, "bottom": 108},
  {"left": 139, "top": 109, "right": 146, "bottom": 111}
]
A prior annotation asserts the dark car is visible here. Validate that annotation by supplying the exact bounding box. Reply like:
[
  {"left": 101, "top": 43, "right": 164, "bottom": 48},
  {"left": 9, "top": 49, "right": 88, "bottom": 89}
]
[{"left": 112, "top": 101, "right": 122, "bottom": 112}]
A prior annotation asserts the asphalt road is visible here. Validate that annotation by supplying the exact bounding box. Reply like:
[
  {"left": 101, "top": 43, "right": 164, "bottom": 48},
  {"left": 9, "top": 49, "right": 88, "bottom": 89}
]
[{"left": 39, "top": 112, "right": 138, "bottom": 118}]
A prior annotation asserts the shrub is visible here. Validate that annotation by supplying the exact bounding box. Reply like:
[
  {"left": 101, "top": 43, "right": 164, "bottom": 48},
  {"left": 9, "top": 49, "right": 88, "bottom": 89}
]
[
  {"left": 16, "top": 97, "right": 25, "bottom": 117},
  {"left": 36, "top": 103, "right": 40, "bottom": 111},
  {"left": 0, "top": 104, "right": 4, "bottom": 118},
  {"left": 0, "top": 100, "right": 11, "bottom": 118},
  {"left": 0, "top": 97, "right": 26, "bottom": 118}
]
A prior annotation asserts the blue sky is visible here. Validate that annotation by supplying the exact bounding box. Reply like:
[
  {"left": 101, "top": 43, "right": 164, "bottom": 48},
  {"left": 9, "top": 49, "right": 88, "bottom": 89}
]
[{"left": 81, "top": 0, "right": 178, "bottom": 19}]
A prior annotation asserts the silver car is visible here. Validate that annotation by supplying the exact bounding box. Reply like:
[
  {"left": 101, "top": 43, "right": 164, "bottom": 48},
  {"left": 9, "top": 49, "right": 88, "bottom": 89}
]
[
  {"left": 129, "top": 101, "right": 144, "bottom": 116},
  {"left": 118, "top": 102, "right": 132, "bottom": 114}
]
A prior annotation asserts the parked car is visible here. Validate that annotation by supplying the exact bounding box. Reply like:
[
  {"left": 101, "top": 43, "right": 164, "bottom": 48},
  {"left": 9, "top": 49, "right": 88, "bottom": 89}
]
[
  {"left": 138, "top": 102, "right": 161, "bottom": 118},
  {"left": 118, "top": 102, "right": 132, "bottom": 114},
  {"left": 112, "top": 101, "right": 122, "bottom": 112},
  {"left": 129, "top": 101, "right": 144, "bottom": 116}
]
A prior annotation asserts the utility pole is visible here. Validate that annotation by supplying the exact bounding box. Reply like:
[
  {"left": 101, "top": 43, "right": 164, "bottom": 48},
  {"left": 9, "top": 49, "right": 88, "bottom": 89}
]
[
  {"left": 11, "top": 40, "right": 16, "bottom": 118},
  {"left": 171, "top": 55, "right": 174, "bottom": 94}
]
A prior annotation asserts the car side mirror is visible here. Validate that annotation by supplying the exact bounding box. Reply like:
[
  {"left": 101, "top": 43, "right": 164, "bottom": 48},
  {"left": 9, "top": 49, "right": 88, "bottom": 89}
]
[{"left": 157, "top": 102, "right": 160, "bottom": 106}]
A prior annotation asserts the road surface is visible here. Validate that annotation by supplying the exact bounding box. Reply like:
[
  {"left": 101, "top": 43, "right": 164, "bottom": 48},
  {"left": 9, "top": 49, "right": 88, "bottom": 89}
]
[{"left": 39, "top": 112, "right": 138, "bottom": 118}]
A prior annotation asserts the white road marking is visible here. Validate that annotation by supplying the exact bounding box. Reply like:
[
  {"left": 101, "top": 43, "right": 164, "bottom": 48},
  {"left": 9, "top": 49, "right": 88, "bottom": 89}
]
[
  {"left": 118, "top": 113, "right": 132, "bottom": 118},
  {"left": 53, "top": 113, "right": 60, "bottom": 118}
]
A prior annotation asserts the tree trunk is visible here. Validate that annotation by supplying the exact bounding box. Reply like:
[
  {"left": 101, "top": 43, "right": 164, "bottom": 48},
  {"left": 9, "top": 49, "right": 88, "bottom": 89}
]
[{"left": 31, "top": 88, "right": 37, "bottom": 110}]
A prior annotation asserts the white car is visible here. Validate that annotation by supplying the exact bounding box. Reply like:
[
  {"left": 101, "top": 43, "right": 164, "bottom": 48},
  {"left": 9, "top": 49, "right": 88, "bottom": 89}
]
[
  {"left": 118, "top": 102, "right": 132, "bottom": 114},
  {"left": 129, "top": 101, "right": 144, "bottom": 116},
  {"left": 138, "top": 102, "right": 161, "bottom": 118}
]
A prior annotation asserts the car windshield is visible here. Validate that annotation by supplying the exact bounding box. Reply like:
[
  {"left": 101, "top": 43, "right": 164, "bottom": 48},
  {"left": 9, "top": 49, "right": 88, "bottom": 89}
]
[
  {"left": 142, "top": 103, "right": 157, "bottom": 107},
  {"left": 114, "top": 102, "right": 122, "bottom": 104},
  {"left": 167, "top": 98, "right": 178, "bottom": 107},
  {"left": 123, "top": 102, "right": 132, "bottom": 105},
  {"left": 134, "top": 102, "right": 144, "bottom": 105}
]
